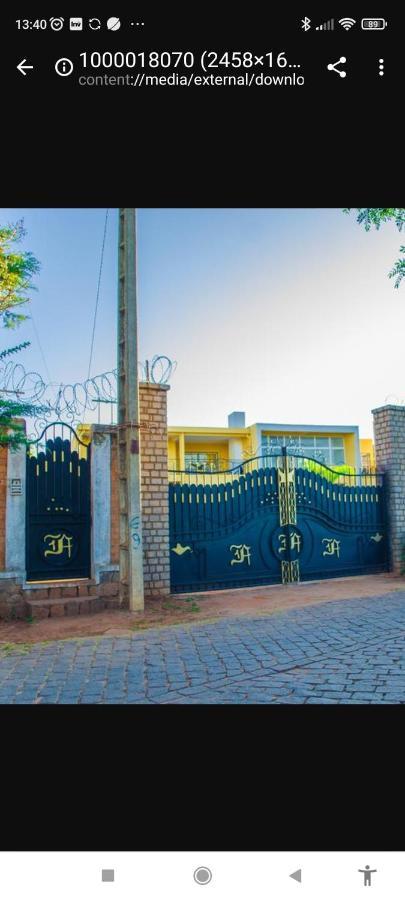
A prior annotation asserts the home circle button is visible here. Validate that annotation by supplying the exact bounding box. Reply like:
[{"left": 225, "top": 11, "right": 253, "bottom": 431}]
[{"left": 194, "top": 867, "right": 212, "bottom": 885}]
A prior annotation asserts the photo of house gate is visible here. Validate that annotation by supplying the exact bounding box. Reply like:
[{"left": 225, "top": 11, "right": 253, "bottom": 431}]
[
  {"left": 1, "top": 208, "right": 405, "bottom": 706},
  {"left": 169, "top": 449, "right": 387, "bottom": 592}
]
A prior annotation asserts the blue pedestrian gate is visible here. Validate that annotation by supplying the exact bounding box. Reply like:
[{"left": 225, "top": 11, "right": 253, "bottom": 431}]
[
  {"left": 26, "top": 422, "right": 91, "bottom": 582},
  {"left": 168, "top": 451, "right": 387, "bottom": 592}
]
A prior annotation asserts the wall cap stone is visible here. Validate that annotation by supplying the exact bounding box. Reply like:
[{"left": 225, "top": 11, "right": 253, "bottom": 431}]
[
  {"left": 139, "top": 382, "right": 170, "bottom": 392},
  {"left": 372, "top": 404, "right": 405, "bottom": 414},
  {"left": 91, "top": 424, "right": 116, "bottom": 434}
]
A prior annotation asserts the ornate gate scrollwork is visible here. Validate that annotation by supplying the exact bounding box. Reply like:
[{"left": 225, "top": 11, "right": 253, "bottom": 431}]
[{"left": 277, "top": 448, "right": 300, "bottom": 583}]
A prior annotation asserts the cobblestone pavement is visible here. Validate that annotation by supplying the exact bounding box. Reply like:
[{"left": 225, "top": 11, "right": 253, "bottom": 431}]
[{"left": 2, "top": 592, "right": 405, "bottom": 704}]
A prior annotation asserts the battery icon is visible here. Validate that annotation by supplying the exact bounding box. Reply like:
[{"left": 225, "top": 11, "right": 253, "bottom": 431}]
[{"left": 361, "top": 18, "right": 387, "bottom": 29}]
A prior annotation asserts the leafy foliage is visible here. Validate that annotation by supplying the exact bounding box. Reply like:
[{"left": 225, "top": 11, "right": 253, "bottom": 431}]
[
  {"left": 343, "top": 208, "right": 405, "bottom": 288},
  {"left": 0, "top": 399, "right": 48, "bottom": 449},
  {"left": 0, "top": 221, "right": 40, "bottom": 326},
  {"left": 0, "top": 221, "right": 44, "bottom": 449},
  {"left": 389, "top": 246, "right": 405, "bottom": 290},
  {"left": 300, "top": 458, "right": 356, "bottom": 483}
]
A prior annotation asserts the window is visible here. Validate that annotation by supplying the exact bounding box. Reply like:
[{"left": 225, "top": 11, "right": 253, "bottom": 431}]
[
  {"left": 185, "top": 452, "right": 220, "bottom": 472},
  {"left": 330, "top": 437, "right": 345, "bottom": 465},
  {"left": 261, "top": 434, "right": 346, "bottom": 467},
  {"left": 331, "top": 446, "right": 345, "bottom": 465}
]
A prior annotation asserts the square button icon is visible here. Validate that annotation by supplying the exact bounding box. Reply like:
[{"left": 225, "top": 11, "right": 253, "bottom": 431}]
[
  {"left": 102, "top": 870, "right": 115, "bottom": 883},
  {"left": 70, "top": 17, "right": 83, "bottom": 30}
]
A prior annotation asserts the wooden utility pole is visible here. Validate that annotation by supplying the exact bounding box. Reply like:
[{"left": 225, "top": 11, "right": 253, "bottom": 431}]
[{"left": 117, "top": 208, "right": 144, "bottom": 611}]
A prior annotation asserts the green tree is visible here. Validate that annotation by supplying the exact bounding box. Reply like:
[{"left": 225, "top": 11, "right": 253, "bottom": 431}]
[
  {"left": 343, "top": 208, "right": 405, "bottom": 288},
  {"left": 0, "top": 221, "right": 44, "bottom": 448}
]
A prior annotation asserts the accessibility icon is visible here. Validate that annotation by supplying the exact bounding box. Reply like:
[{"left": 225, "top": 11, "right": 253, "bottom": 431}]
[{"left": 359, "top": 866, "right": 377, "bottom": 887}]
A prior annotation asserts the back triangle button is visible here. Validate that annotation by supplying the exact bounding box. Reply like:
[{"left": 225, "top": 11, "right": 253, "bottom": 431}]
[{"left": 290, "top": 870, "right": 302, "bottom": 883}]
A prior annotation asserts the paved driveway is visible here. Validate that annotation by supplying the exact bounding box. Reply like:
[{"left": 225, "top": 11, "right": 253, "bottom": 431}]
[{"left": 2, "top": 591, "right": 405, "bottom": 703}]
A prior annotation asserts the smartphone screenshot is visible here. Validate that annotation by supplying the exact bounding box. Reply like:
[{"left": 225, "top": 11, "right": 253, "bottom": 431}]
[{"left": 0, "top": 0, "right": 403, "bottom": 875}]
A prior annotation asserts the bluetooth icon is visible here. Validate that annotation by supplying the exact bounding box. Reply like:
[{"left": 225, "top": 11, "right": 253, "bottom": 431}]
[{"left": 301, "top": 17, "right": 311, "bottom": 31}]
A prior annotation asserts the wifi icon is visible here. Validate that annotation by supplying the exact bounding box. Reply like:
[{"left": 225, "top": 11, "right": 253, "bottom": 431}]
[{"left": 339, "top": 17, "right": 356, "bottom": 29}]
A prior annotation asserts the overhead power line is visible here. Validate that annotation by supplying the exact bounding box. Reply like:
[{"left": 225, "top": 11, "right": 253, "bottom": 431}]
[
  {"left": 86, "top": 208, "right": 109, "bottom": 383},
  {"left": 29, "top": 307, "right": 52, "bottom": 383}
]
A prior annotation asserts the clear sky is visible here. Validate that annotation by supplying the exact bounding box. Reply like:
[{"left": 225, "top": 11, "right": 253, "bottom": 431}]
[{"left": 0, "top": 207, "right": 403, "bottom": 438}]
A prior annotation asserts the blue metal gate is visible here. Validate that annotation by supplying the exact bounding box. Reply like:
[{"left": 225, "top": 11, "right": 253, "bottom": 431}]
[
  {"left": 26, "top": 422, "right": 91, "bottom": 582},
  {"left": 169, "top": 450, "right": 387, "bottom": 592}
]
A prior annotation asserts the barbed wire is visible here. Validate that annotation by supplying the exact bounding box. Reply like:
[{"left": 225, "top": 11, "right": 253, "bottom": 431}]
[
  {"left": 0, "top": 355, "right": 176, "bottom": 438},
  {"left": 384, "top": 394, "right": 405, "bottom": 405}
]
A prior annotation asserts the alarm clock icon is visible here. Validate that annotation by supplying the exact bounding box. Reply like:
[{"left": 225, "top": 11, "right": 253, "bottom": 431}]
[{"left": 50, "top": 17, "right": 64, "bottom": 31}]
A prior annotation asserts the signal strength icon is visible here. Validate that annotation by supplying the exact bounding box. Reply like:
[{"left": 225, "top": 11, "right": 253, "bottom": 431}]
[
  {"left": 339, "top": 17, "right": 356, "bottom": 29},
  {"left": 316, "top": 18, "right": 334, "bottom": 30}
]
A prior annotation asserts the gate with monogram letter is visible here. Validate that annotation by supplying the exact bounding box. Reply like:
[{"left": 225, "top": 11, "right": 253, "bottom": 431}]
[
  {"left": 168, "top": 448, "right": 387, "bottom": 592},
  {"left": 26, "top": 422, "right": 91, "bottom": 582}
]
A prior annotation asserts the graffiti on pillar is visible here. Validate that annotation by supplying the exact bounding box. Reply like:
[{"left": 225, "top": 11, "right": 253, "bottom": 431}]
[{"left": 129, "top": 515, "right": 142, "bottom": 548}]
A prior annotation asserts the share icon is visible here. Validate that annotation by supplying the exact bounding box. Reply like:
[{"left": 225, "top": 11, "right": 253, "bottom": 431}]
[{"left": 327, "top": 56, "right": 347, "bottom": 77}]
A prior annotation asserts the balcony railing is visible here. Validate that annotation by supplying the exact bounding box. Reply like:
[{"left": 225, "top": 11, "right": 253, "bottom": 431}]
[{"left": 168, "top": 457, "right": 245, "bottom": 476}]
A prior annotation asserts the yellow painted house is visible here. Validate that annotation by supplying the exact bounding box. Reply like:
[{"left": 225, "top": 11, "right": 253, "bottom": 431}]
[
  {"left": 78, "top": 412, "right": 375, "bottom": 476},
  {"left": 168, "top": 411, "right": 374, "bottom": 476},
  {"left": 360, "top": 437, "right": 376, "bottom": 470}
]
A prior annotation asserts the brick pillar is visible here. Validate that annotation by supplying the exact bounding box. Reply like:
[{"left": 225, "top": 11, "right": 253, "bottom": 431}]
[
  {"left": 372, "top": 404, "right": 405, "bottom": 574},
  {"left": 139, "top": 382, "right": 170, "bottom": 598}
]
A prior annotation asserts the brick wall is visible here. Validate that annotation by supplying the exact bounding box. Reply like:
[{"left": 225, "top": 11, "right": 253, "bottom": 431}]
[
  {"left": 108, "top": 382, "right": 170, "bottom": 600},
  {"left": 373, "top": 404, "right": 405, "bottom": 574},
  {"left": 0, "top": 447, "right": 7, "bottom": 570},
  {"left": 138, "top": 382, "right": 170, "bottom": 598}
]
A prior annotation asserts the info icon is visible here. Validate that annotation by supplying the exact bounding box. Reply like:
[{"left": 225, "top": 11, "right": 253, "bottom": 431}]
[{"left": 55, "top": 57, "right": 74, "bottom": 76}]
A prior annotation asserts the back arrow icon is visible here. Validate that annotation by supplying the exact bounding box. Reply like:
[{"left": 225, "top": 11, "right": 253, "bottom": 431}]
[
  {"left": 17, "top": 59, "right": 34, "bottom": 75},
  {"left": 290, "top": 870, "right": 302, "bottom": 883}
]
